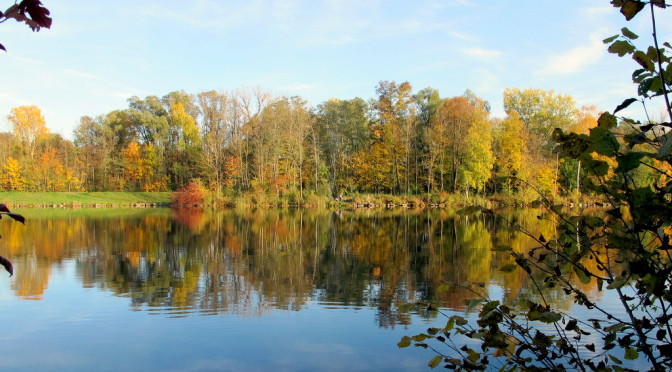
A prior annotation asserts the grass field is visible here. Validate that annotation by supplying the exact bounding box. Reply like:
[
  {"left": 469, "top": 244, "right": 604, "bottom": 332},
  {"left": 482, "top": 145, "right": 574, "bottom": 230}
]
[{"left": 0, "top": 192, "right": 172, "bottom": 207}]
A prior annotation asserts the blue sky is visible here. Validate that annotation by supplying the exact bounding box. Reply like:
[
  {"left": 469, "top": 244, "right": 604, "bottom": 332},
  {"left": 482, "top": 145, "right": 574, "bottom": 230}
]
[{"left": 1, "top": 0, "right": 670, "bottom": 138}]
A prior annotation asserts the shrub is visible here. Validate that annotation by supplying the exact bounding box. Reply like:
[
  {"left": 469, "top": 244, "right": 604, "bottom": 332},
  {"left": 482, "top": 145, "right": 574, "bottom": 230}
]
[{"left": 171, "top": 182, "right": 207, "bottom": 207}]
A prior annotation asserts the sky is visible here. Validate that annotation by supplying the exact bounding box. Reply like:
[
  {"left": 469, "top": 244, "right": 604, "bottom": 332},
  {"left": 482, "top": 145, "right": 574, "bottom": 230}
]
[{"left": 1, "top": 0, "right": 670, "bottom": 139}]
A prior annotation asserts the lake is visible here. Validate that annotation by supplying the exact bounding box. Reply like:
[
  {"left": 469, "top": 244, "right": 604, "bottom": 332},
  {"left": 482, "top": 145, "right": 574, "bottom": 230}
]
[{"left": 0, "top": 207, "right": 617, "bottom": 371}]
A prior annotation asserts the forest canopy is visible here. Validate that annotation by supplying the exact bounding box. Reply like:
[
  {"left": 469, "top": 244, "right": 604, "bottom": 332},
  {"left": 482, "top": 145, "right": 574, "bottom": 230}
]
[{"left": 1, "top": 83, "right": 618, "bottom": 202}]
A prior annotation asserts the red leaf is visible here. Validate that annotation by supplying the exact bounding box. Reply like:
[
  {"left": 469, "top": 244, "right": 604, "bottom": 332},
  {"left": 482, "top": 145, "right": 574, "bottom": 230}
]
[
  {"left": 0, "top": 255, "right": 13, "bottom": 277},
  {"left": 23, "top": 0, "right": 52, "bottom": 29}
]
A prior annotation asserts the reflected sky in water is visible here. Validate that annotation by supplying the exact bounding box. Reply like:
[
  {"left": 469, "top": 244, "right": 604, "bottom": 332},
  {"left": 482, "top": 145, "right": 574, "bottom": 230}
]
[{"left": 0, "top": 207, "right": 621, "bottom": 371}]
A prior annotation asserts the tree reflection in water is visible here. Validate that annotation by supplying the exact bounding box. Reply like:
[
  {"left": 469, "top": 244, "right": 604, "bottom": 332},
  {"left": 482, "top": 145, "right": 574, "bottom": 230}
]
[{"left": 1, "top": 207, "right": 603, "bottom": 325}]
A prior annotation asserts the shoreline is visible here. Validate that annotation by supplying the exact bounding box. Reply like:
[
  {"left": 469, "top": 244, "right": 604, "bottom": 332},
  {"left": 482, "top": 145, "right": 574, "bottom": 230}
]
[{"left": 0, "top": 191, "right": 607, "bottom": 209}]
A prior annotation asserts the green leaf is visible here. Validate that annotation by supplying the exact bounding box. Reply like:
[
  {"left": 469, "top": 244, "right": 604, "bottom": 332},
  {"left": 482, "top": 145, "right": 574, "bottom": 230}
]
[
  {"left": 573, "top": 266, "right": 592, "bottom": 285},
  {"left": 528, "top": 308, "right": 562, "bottom": 323},
  {"left": 466, "top": 299, "right": 484, "bottom": 313},
  {"left": 604, "top": 323, "right": 626, "bottom": 333},
  {"left": 584, "top": 216, "right": 605, "bottom": 228},
  {"left": 412, "top": 334, "right": 429, "bottom": 342},
  {"left": 446, "top": 316, "right": 455, "bottom": 331},
  {"left": 608, "top": 354, "right": 623, "bottom": 364},
  {"left": 621, "top": 27, "right": 638, "bottom": 39},
  {"left": 633, "top": 51, "right": 655, "bottom": 72},
  {"left": 646, "top": 45, "right": 659, "bottom": 60},
  {"left": 603, "top": 34, "right": 619, "bottom": 44},
  {"left": 466, "top": 349, "right": 480, "bottom": 363},
  {"left": 500, "top": 264, "right": 518, "bottom": 273},
  {"left": 649, "top": 77, "right": 663, "bottom": 93},
  {"left": 632, "top": 186, "right": 655, "bottom": 208},
  {"left": 454, "top": 316, "right": 468, "bottom": 326},
  {"left": 607, "top": 276, "right": 628, "bottom": 289},
  {"left": 619, "top": 0, "right": 646, "bottom": 21},
  {"left": 624, "top": 347, "right": 639, "bottom": 360},
  {"left": 638, "top": 77, "right": 654, "bottom": 96},
  {"left": 597, "top": 112, "right": 618, "bottom": 129},
  {"left": 590, "top": 126, "right": 620, "bottom": 156},
  {"left": 656, "top": 132, "right": 672, "bottom": 159},
  {"left": 397, "top": 336, "right": 412, "bottom": 348},
  {"left": 615, "top": 152, "right": 644, "bottom": 173},
  {"left": 613, "top": 97, "right": 638, "bottom": 113},
  {"left": 481, "top": 301, "right": 500, "bottom": 314},
  {"left": 608, "top": 40, "right": 636, "bottom": 56},
  {"left": 428, "top": 355, "right": 443, "bottom": 369},
  {"left": 586, "top": 159, "right": 610, "bottom": 177}
]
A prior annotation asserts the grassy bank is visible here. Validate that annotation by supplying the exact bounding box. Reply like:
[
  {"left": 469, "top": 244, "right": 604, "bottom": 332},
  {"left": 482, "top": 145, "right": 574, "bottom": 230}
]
[
  {"left": 0, "top": 192, "right": 172, "bottom": 207},
  {"left": 0, "top": 191, "right": 600, "bottom": 209}
]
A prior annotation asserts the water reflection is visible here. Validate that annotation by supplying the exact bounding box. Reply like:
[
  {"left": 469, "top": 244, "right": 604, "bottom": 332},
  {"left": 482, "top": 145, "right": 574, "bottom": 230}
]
[{"left": 1, "top": 207, "right": 600, "bottom": 324}]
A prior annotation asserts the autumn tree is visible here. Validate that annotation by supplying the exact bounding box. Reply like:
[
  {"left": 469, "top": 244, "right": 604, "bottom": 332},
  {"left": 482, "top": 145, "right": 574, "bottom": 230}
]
[
  {"left": 197, "top": 90, "right": 230, "bottom": 190},
  {"left": 1, "top": 156, "right": 25, "bottom": 190},
  {"left": 122, "top": 141, "right": 146, "bottom": 191},
  {"left": 459, "top": 111, "right": 494, "bottom": 196},
  {"left": 315, "top": 97, "right": 370, "bottom": 195},
  {"left": 371, "top": 81, "right": 417, "bottom": 193},
  {"left": 560, "top": 106, "right": 599, "bottom": 194},
  {"left": 503, "top": 88, "right": 578, "bottom": 196},
  {"left": 350, "top": 125, "right": 395, "bottom": 193},
  {"left": 246, "top": 97, "right": 312, "bottom": 199},
  {"left": 73, "top": 115, "right": 115, "bottom": 191},
  {"left": 493, "top": 113, "right": 527, "bottom": 193},
  {"left": 7, "top": 105, "right": 48, "bottom": 161},
  {"left": 432, "top": 95, "right": 491, "bottom": 193},
  {"left": 503, "top": 88, "right": 576, "bottom": 144},
  {"left": 166, "top": 101, "right": 201, "bottom": 187},
  {"left": 414, "top": 87, "right": 443, "bottom": 192}
]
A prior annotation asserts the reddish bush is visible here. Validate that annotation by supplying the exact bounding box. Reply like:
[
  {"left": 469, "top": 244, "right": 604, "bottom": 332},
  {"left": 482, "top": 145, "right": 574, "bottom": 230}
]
[{"left": 171, "top": 183, "right": 206, "bottom": 207}]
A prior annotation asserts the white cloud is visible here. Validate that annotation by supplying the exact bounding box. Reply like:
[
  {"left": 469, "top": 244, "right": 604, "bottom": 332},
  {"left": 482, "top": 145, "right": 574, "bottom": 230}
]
[
  {"left": 448, "top": 31, "right": 477, "bottom": 42},
  {"left": 461, "top": 47, "right": 502, "bottom": 61},
  {"left": 535, "top": 31, "right": 606, "bottom": 76}
]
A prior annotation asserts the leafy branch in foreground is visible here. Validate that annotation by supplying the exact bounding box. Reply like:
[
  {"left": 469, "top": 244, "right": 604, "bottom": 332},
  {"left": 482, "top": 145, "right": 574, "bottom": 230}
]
[
  {"left": 0, "top": 203, "right": 25, "bottom": 276},
  {"left": 400, "top": 1, "right": 672, "bottom": 370},
  {"left": 0, "top": 0, "right": 52, "bottom": 52}
]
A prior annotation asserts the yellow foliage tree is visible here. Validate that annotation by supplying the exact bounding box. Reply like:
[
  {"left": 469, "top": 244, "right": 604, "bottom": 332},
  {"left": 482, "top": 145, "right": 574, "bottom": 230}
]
[
  {"left": 7, "top": 105, "right": 49, "bottom": 161},
  {"left": 122, "top": 141, "right": 146, "bottom": 191},
  {"left": 496, "top": 113, "right": 528, "bottom": 193},
  {"left": 1, "top": 156, "right": 26, "bottom": 191}
]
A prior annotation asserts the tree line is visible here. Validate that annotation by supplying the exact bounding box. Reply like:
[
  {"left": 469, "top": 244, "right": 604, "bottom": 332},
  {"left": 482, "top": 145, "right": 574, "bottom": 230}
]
[{"left": 1, "top": 82, "right": 617, "bottom": 200}]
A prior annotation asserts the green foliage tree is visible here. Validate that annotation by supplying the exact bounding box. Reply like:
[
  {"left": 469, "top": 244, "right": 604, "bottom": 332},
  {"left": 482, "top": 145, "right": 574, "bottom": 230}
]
[
  {"left": 315, "top": 98, "right": 370, "bottom": 195},
  {"left": 459, "top": 115, "right": 493, "bottom": 196},
  {"left": 372, "top": 81, "right": 417, "bottom": 193}
]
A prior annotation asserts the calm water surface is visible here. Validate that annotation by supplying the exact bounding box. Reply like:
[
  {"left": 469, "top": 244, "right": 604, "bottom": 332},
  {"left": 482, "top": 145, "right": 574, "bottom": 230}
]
[{"left": 0, "top": 208, "right": 613, "bottom": 371}]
